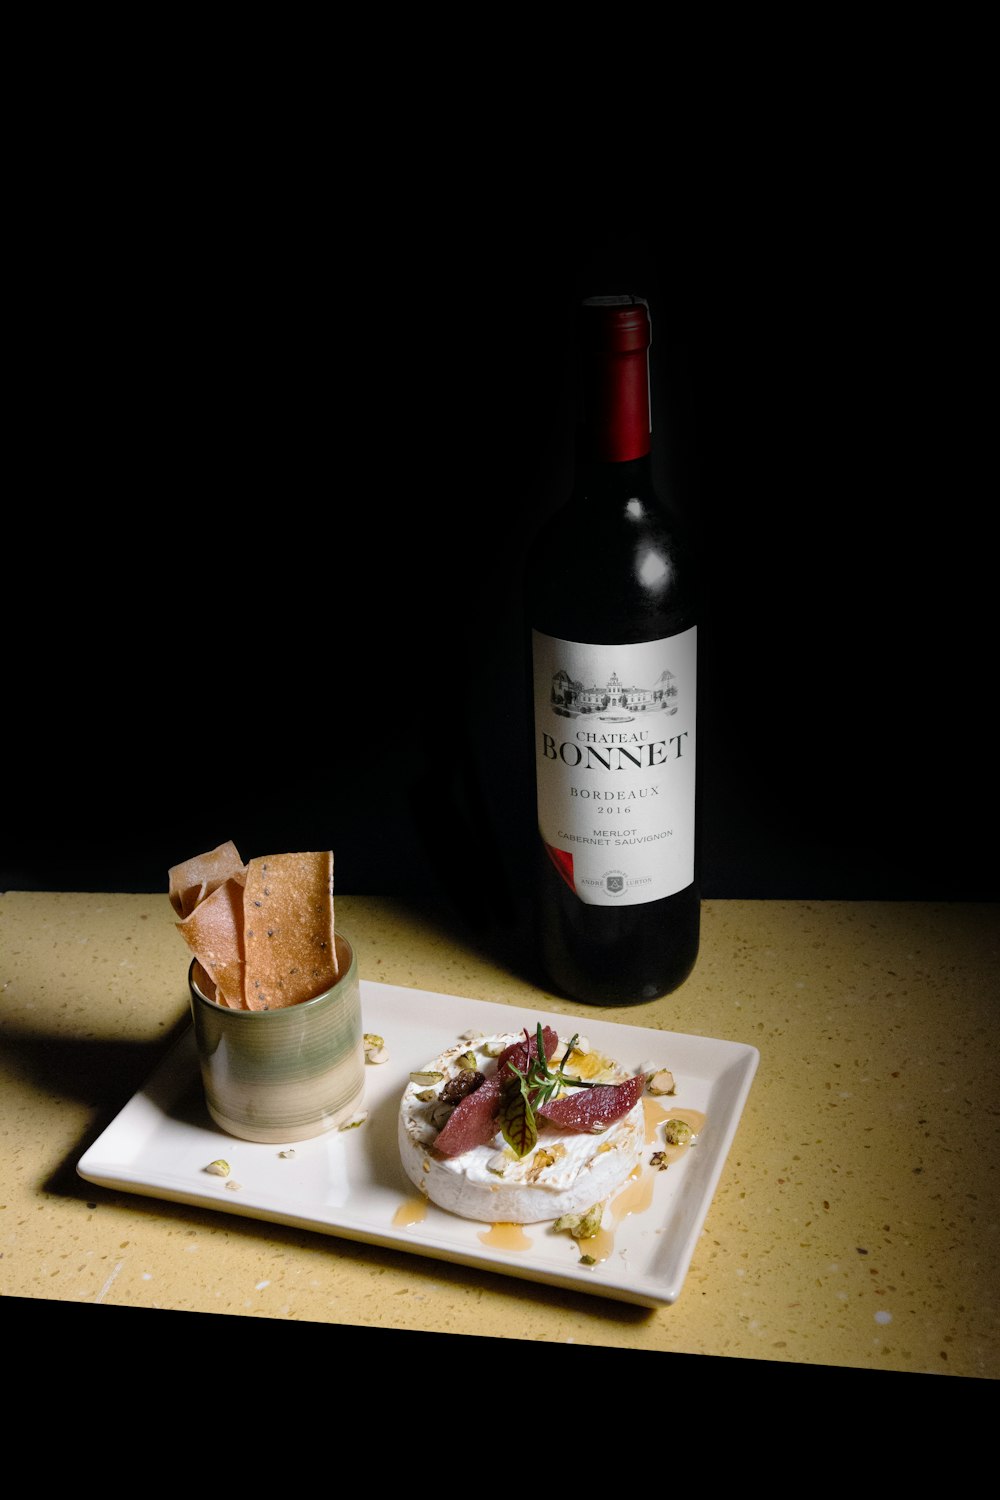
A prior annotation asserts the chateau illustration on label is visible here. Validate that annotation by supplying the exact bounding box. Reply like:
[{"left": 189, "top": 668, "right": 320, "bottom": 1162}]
[{"left": 549, "top": 666, "right": 678, "bottom": 722}]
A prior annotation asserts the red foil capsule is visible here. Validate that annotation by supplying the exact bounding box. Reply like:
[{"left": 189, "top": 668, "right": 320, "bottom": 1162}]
[{"left": 579, "top": 296, "right": 652, "bottom": 463}]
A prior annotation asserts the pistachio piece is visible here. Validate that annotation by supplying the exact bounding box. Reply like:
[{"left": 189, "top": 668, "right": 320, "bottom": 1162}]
[
  {"left": 650, "top": 1150, "right": 670, "bottom": 1171},
  {"left": 339, "top": 1110, "right": 369, "bottom": 1130},
  {"left": 364, "top": 1032, "right": 389, "bottom": 1064},
  {"left": 415, "top": 1088, "right": 438, "bottom": 1103},
  {"left": 646, "top": 1068, "right": 676, "bottom": 1096},
  {"left": 664, "top": 1118, "right": 696, "bottom": 1146},
  {"left": 526, "top": 1148, "right": 557, "bottom": 1183},
  {"left": 553, "top": 1201, "right": 604, "bottom": 1240},
  {"left": 409, "top": 1070, "right": 444, "bottom": 1085},
  {"left": 459, "top": 1029, "right": 485, "bottom": 1043},
  {"left": 205, "top": 1159, "right": 230, "bottom": 1177},
  {"left": 456, "top": 1051, "right": 478, "bottom": 1072}
]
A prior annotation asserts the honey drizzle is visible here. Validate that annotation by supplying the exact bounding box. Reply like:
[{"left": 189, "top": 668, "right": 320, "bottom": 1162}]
[
  {"left": 577, "top": 1224, "right": 615, "bottom": 1263},
  {"left": 643, "top": 1097, "right": 670, "bottom": 1141},
  {"left": 393, "top": 1196, "right": 429, "bottom": 1227},
  {"left": 579, "top": 1106, "right": 708, "bottom": 1263},
  {"left": 610, "top": 1163, "right": 655, "bottom": 1222},
  {"left": 479, "top": 1221, "right": 533, "bottom": 1251}
]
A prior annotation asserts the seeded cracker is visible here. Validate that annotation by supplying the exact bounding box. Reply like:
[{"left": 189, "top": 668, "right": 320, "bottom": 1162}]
[
  {"left": 175, "top": 876, "right": 247, "bottom": 1008},
  {"left": 168, "top": 840, "right": 247, "bottom": 919},
  {"left": 243, "top": 851, "right": 337, "bottom": 1010}
]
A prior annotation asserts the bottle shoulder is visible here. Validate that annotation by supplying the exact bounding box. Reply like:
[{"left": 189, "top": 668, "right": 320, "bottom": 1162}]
[{"left": 526, "top": 483, "right": 698, "bottom": 642}]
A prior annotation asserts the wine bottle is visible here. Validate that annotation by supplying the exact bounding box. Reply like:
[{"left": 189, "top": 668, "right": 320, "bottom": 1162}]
[{"left": 525, "top": 294, "right": 700, "bottom": 1005}]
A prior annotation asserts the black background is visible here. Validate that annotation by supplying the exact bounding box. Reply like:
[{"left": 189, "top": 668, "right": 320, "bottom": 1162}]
[{"left": 5, "top": 208, "right": 996, "bottom": 945}]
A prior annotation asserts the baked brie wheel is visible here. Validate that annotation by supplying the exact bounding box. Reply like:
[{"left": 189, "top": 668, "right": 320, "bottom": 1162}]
[{"left": 398, "top": 1029, "right": 645, "bottom": 1223}]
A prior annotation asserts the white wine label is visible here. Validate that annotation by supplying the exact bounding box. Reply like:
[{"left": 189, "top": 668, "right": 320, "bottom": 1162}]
[{"left": 532, "top": 627, "right": 697, "bottom": 906}]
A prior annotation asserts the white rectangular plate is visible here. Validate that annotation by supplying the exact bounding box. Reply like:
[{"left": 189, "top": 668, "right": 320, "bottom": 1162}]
[{"left": 78, "top": 980, "right": 759, "bottom": 1308}]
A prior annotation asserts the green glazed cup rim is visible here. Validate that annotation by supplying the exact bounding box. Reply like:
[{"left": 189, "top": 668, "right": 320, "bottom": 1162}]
[{"left": 187, "top": 930, "right": 356, "bottom": 1018}]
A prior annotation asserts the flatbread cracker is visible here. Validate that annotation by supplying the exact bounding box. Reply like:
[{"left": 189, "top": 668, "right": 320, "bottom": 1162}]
[
  {"left": 191, "top": 958, "right": 218, "bottom": 1005},
  {"left": 243, "top": 851, "right": 337, "bottom": 1010},
  {"left": 168, "top": 840, "right": 247, "bottom": 919},
  {"left": 175, "top": 876, "right": 247, "bottom": 1009}
]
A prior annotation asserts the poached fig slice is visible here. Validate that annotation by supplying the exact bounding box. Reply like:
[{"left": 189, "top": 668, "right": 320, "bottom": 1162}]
[
  {"left": 431, "top": 1026, "right": 560, "bottom": 1159},
  {"left": 538, "top": 1070, "right": 646, "bottom": 1132}
]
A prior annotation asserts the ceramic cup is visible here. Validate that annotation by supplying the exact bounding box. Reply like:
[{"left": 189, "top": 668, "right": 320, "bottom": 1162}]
[{"left": 188, "top": 931, "right": 365, "bottom": 1143}]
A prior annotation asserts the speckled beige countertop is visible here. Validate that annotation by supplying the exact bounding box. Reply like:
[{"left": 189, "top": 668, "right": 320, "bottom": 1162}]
[{"left": 2, "top": 890, "right": 997, "bottom": 1383}]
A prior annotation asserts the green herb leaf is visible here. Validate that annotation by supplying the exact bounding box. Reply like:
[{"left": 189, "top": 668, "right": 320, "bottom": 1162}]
[{"left": 499, "top": 1075, "right": 538, "bottom": 1158}]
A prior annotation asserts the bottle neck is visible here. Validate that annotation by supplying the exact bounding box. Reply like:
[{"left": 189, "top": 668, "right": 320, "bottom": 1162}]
[
  {"left": 574, "top": 453, "right": 654, "bottom": 505},
  {"left": 578, "top": 296, "right": 652, "bottom": 464}
]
